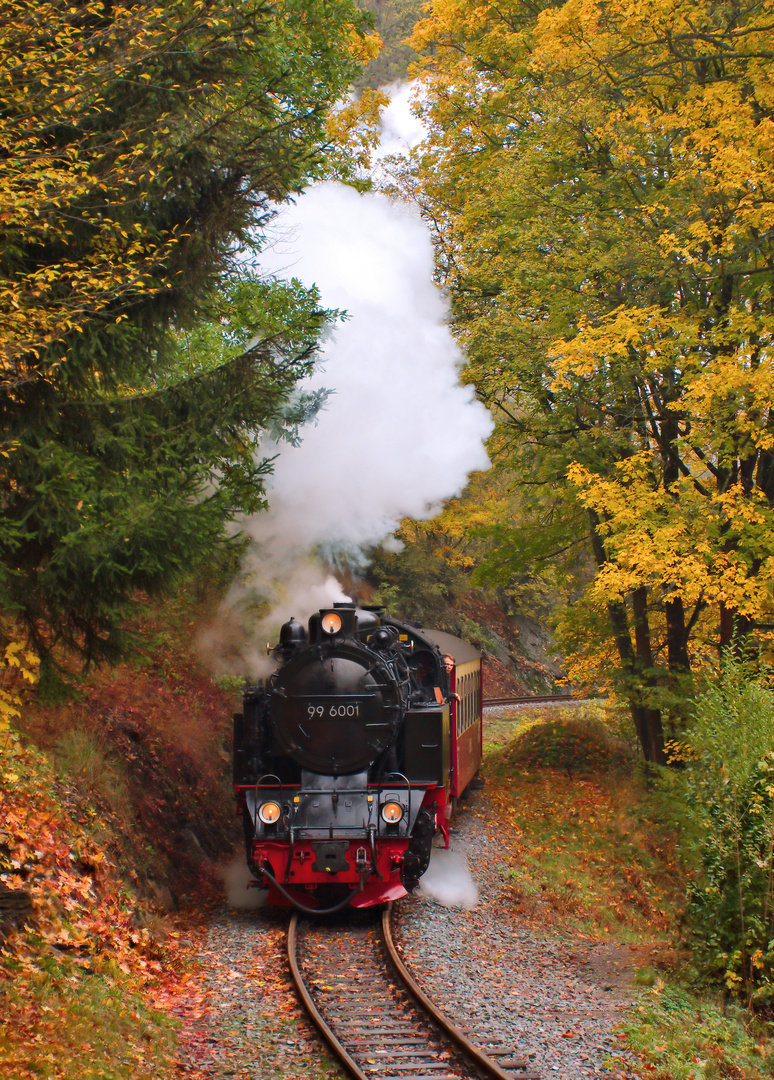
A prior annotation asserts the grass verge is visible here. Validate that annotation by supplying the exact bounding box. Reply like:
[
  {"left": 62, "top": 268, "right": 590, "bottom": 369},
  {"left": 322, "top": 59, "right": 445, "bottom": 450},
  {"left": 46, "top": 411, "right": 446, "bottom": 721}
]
[
  {"left": 625, "top": 978, "right": 773, "bottom": 1079},
  {"left": 0, "top": 955, "right": 180, "bottom": 1080}
]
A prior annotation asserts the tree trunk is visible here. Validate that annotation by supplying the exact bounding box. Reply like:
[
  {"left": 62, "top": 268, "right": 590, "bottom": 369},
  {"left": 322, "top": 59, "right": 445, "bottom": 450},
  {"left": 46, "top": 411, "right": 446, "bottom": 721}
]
[
  {"left": 665, "top": 596, "right": 690, "bottom": 671},
  {"left": 719, "top": 603, "right": 756, "bottom": 653},
  {"left": 631, "top": 586, "right": 667, "bottom": 765},
  {"left": 588, "top": 513, "right": 667, "bottom": 765}
]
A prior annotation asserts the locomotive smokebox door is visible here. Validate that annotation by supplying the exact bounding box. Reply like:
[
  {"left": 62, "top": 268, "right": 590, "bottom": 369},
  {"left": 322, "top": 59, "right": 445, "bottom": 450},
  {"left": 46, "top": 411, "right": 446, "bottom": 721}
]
[
  {"left": 269, "top": 644, "right": 401, "bottom": 775},
  {"left": 312, "top": 841, "right": 350, "bottom": 874}
]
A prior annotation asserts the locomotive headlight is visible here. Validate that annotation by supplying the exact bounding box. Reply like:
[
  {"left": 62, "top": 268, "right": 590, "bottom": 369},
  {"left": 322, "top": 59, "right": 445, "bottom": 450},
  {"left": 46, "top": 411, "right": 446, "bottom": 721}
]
[
  {"left": 321, "top": 612, "right": 342, "bottom": 635},
  {"left": 258, "top": 801, "right": 281, "bottom": 825},
  {"left": 380, "top": 800, "right": 404, "bottom": 825}
]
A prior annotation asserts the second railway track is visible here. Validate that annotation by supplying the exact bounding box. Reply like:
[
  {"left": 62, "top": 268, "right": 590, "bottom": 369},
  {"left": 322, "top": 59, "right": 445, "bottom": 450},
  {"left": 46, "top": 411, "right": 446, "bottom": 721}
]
[
  {"left": 483, "top": 695, "right": 576, "bottom": 708},
  {"left": 288, "top": 905, "right": 540, "bottom": 1080}
]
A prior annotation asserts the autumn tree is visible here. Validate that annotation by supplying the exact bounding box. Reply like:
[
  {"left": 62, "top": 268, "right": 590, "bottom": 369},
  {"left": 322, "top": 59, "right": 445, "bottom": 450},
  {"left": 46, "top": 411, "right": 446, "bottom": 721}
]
[
  {"left": 407, "top": 0, "right": 774, "bottom": 762},
  {"left": 0, "top": 0, "right": 371, "bottom": 676}
]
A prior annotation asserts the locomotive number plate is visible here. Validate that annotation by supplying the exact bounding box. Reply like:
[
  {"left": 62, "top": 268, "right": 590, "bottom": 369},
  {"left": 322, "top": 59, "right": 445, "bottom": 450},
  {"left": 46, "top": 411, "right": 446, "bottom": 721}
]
[{"left": 305, "top": 697, "right": 366, "bottom": 719}]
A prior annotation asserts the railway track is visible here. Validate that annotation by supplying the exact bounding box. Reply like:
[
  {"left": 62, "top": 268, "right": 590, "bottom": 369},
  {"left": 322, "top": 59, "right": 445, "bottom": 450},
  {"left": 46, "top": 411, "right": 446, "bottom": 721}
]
[
  {"left": 288, "top": 905, "right": 540, "bottom": 1080},
  {"left": 483, "top": 694, "right": 575, "bottom": 707}
]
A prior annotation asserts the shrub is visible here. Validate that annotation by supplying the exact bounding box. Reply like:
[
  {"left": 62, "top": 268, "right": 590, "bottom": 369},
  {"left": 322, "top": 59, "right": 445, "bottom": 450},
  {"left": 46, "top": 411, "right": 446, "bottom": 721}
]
[
  {"left": 680, "top": 655, "right": 774, "bottom": 1004},
  {"left": 501, "top": 707, "right": 634, "bottom": 774}
]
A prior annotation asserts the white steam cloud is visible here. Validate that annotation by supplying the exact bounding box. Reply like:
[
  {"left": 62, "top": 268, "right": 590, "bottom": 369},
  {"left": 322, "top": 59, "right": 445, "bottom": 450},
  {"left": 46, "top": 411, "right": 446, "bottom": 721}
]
[
  {"left": 200, "top": 102, "right": 492, "bottom": 674},
  {"left": 220, "top": 855, "right": 267, "bottom": 910},
  {"left": 253, "top": 183, "right": 491, "bottom": 552},
  {"left": 374, "top": 81, "right": 427, "bottom": 161},
  {"left": 418, "top": 848, "right": 479, "bottom": 909}
]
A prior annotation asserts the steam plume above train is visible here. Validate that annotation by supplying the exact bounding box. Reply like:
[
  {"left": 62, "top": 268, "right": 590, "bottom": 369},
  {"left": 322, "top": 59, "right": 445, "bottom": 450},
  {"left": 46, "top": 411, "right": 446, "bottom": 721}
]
[
  {"left": 202, "top": 179, "right": 492, "bottom": 675},
  {"left": 255, "top": 183, "right": 491, "bottom": 549}
]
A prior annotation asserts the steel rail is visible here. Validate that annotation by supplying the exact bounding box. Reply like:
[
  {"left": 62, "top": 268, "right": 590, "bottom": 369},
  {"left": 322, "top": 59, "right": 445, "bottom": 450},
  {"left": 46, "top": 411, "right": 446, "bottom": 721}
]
[
  {"left": 382, "top": 904, "right": 533, "bottom": 1080},
  {"left": 289, "top": 906, "right": 540, "bottom": 1080},
  {"left": 287, "top": 911, "right": 370, "bottom": 1080},
  {"left": 483, "top": 694, "right": 575, "bottom": 707}
]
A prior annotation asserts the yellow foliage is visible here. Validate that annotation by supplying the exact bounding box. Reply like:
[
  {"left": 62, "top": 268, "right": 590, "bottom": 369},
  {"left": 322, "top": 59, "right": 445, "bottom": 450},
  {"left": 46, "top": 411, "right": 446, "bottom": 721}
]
[
  {"left": 567, "top": 454, "right": 774, "bottom": 627},
  {"left": 664, "top": 739, "right": 695, "bottom": 765},
  {"left": 325, "top": 88, "right": 390, "bottom": 173},
  {"left": 0, "top": 0, "right": 194, "bottom": 375},
  {"left": 348, "top": 27, "right": 383, "bottom": 64},
  {"left": 0, "top": 641, "right": 39, "bottom": 734}
]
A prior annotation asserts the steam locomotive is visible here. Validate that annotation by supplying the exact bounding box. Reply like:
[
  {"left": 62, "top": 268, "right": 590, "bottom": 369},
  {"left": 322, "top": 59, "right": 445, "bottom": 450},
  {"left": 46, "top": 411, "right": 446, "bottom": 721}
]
[{"left": 233, "top": 603, "right": 482, "bottom": 912}]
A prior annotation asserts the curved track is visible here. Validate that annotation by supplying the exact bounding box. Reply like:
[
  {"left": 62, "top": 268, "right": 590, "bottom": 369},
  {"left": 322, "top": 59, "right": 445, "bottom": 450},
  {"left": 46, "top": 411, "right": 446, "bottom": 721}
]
[{"left": 288, "top": 905, "right": 540, "bottom": 1080}]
